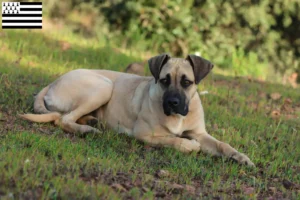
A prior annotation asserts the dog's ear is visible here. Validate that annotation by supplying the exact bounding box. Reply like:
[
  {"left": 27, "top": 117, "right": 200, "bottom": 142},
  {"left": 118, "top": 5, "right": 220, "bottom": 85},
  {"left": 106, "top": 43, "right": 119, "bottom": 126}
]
[
  {"left": 148, "top": 53, "right": 171, "bottom": 83},
  {"left": 186, "top": 55, "right": 214, "bottom": 84}
]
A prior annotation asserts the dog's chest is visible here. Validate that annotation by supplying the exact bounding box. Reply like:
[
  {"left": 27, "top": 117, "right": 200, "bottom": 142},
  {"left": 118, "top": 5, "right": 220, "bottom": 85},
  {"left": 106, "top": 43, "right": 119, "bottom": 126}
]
[{"left": 165, "top": 116, "right": 185, "bottom": 136}]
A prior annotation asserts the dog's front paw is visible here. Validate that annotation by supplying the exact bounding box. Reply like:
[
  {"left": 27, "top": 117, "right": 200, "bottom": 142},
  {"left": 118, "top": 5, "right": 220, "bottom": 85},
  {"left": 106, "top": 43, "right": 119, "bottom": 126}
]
[
  {"left": 178, "top": 139, "right": 201, "bottom": 153},
  {"left": 232, "top": 152, "right": 255, "bottom": 167}
]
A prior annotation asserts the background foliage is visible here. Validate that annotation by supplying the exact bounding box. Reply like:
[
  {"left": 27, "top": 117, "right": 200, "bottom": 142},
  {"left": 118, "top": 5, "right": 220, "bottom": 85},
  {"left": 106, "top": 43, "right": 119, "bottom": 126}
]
[{"left": 42, "top": 0, "right": 299, "bottom": 79}]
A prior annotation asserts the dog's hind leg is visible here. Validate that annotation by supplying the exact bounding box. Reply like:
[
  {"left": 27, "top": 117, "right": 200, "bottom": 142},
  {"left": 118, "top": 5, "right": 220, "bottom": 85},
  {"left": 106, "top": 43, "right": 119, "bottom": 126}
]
[
  {"left": 54, "top": 76, "right": 113, "bottom": 135},
  {"left": 56, "top": 90, "right": 111, "bottom": 135}
]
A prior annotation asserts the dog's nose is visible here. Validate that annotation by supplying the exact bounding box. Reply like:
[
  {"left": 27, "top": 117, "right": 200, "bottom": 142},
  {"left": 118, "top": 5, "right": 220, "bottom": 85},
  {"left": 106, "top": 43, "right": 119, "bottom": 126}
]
[{"left": 167, "top": 97, "right": 180, "bottom": 107}]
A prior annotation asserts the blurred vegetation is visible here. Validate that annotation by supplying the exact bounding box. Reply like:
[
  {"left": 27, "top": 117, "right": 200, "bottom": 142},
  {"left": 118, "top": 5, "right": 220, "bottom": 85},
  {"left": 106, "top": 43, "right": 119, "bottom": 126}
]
[{"left": 22, "top": 0, "right": 300, "bottom": 80}]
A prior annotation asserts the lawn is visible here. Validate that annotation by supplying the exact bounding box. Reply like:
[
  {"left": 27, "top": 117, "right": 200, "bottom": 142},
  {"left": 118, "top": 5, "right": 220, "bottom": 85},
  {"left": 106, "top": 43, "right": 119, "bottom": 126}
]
[{"left": 0, "top": 27, "right": 299, "bottom": 199}]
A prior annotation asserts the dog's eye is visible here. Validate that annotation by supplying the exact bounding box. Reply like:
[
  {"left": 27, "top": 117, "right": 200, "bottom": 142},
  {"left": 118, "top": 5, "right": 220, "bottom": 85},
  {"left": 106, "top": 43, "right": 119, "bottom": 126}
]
[
  {"left": 181, "top": 80, "right": 192, "bottom": 87},
  {"left": 160, "top": 78, "right": 168, "bottom": 85},
  {"left": 159, "top": 74, "right": 170, "bottom": 86}
]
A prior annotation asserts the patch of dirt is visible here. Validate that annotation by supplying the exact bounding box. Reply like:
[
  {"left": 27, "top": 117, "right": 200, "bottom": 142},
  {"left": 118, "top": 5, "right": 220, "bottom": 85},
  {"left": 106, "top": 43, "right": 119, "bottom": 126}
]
[{"left": 78, "top": 170, "right": 203, "bottom": 199}]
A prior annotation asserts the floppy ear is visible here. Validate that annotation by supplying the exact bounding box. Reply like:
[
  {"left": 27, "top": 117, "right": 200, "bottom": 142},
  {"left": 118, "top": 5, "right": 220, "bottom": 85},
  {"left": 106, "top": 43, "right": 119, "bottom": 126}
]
[
  {"left": 186, "top": 55, "right": 214, "bottom": 84},
  {"left": 148, "top": 53, "right": 171, "bottom": 83}
]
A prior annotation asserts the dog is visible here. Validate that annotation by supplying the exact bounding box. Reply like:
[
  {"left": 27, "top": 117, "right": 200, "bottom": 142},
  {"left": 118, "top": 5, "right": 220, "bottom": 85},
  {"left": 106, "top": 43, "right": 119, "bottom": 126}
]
[{"left": 20, "top": 54, "right": 254, "bottom": 166}]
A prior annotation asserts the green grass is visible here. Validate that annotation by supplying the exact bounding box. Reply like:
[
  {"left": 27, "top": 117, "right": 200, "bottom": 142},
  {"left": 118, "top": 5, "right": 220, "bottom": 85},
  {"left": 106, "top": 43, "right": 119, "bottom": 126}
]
[{"left": 0, "top": 28, "right": 299, "bottom": 199}]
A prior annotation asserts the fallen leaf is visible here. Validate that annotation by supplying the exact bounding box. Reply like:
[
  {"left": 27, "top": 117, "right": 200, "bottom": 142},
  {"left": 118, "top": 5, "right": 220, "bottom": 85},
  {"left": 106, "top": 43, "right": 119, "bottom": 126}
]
[
  {"left": 239, "top": 170, "right": 246, "bottom": 175},
  {"left": 213, "top": 124, "right": 219, "bottom": 130},
  {"left": 285, "top": 114, "right": 298, "bottom": 120},
  {"left": 144, "top": 145, "right": 153, "bottom": 150},
  {"left": 111, "top": 183, "right": 127, "bottom": 192},
  {"left": 281, "top": 104, "right": 294, "bottom": 113},
  {"left": 270, "top": 92, "right": 281, "bottom": 101},
  {"left": 60, "top": 41, "right": 71, "bottom": 51},
  {"left": 284, "top": 98, "right": 292, "bottom": 104},
  {"left": 249, "top": 102, "right": 259, "bottom": 111},
  {"left": 288, "top": 73, "right": 298, "bottom": 88},
  {"left": 156, "top": 169, "right": 170, "bottom": 178},
  {"left": 168, "top": 183, "right": 184, "bottom": 194},
  {"left": 28, "top": 61, "right": 37, "bottom": 67},
  {"left": 243, "top": 187, "right": 255, "bottom": 195},
  {"left": 184, "top": 184, "right": 196, "bottom": 194},
  {"left": 270, "top": 110, "right": 281, "bottom": 119},
  {"left": 142, "top": 187, "right": 150, "bottom": 192},
  {"left": 268, "top": 187, "right": 276, "bottom": 194},
  {"left": 280, "top": 98, "right": 294, "bottom": 114}
]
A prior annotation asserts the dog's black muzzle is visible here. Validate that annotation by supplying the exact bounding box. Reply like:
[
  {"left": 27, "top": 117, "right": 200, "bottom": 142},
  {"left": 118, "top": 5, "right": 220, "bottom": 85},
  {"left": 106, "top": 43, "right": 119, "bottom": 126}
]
[{"left": 162, "top": 90, "right": 189, "bottom": 116}]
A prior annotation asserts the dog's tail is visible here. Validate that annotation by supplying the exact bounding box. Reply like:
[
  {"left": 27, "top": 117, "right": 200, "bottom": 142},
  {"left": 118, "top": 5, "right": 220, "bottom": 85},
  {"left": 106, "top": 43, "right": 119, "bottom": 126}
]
[
  {"left": 19, "top": 85, "right": 61, "bottom": 123},
  {"left": 19, "top": 112, "right": 61, "bottom": 123}
]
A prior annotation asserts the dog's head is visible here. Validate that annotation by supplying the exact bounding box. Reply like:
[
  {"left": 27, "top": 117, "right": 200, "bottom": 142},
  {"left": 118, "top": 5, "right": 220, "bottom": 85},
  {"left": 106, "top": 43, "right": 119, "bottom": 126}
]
[{"left": 148, "top": 53, "right": 213, "bottom": 116}]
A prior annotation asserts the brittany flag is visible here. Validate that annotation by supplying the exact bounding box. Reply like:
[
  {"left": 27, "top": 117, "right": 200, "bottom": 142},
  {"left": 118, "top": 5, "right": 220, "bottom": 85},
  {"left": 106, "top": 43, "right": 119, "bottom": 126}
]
[{"left": 2, "top": 2, "right": 42, "bottom": 29}]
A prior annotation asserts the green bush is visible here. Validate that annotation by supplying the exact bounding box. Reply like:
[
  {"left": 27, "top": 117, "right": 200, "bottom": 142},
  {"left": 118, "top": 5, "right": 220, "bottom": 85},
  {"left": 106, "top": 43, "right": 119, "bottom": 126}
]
[
  {"left": 231, "top": 48, "right": 268, "bottom": 79},
  {"left": 43, "top": 0, "right": 300, "bottom": 77}
]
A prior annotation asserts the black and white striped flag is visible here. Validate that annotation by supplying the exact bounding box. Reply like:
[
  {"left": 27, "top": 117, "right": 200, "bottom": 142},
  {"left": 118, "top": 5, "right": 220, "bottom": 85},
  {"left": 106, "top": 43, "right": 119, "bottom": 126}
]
[{"left": 2, "top": 2, "right": 42, "bottom": 29}]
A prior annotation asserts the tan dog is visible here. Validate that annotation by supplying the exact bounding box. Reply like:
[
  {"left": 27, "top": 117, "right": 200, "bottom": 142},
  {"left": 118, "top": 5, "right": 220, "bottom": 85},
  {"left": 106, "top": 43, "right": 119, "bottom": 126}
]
[{"left": 20, "top": 54, "right": 254, "bottom": 166}]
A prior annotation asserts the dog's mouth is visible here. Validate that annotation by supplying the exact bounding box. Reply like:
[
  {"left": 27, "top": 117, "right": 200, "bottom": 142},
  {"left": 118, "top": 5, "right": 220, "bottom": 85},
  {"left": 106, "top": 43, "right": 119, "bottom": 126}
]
[{"left": 163, "top": 104, "right": 189, "bottom": 116}]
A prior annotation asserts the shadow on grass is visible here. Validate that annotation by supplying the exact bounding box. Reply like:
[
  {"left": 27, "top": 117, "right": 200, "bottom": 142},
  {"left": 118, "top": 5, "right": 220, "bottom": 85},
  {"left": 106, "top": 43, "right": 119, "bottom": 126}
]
[{"left": 3, "top": 30, "right": 142, "bottom": 73}]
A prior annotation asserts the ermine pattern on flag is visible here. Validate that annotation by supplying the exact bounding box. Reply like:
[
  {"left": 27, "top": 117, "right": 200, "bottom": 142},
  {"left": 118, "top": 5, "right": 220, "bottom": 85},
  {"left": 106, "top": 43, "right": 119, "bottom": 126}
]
[{"left": 2, "top": 2, "right": 42, "bottom": 29}]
